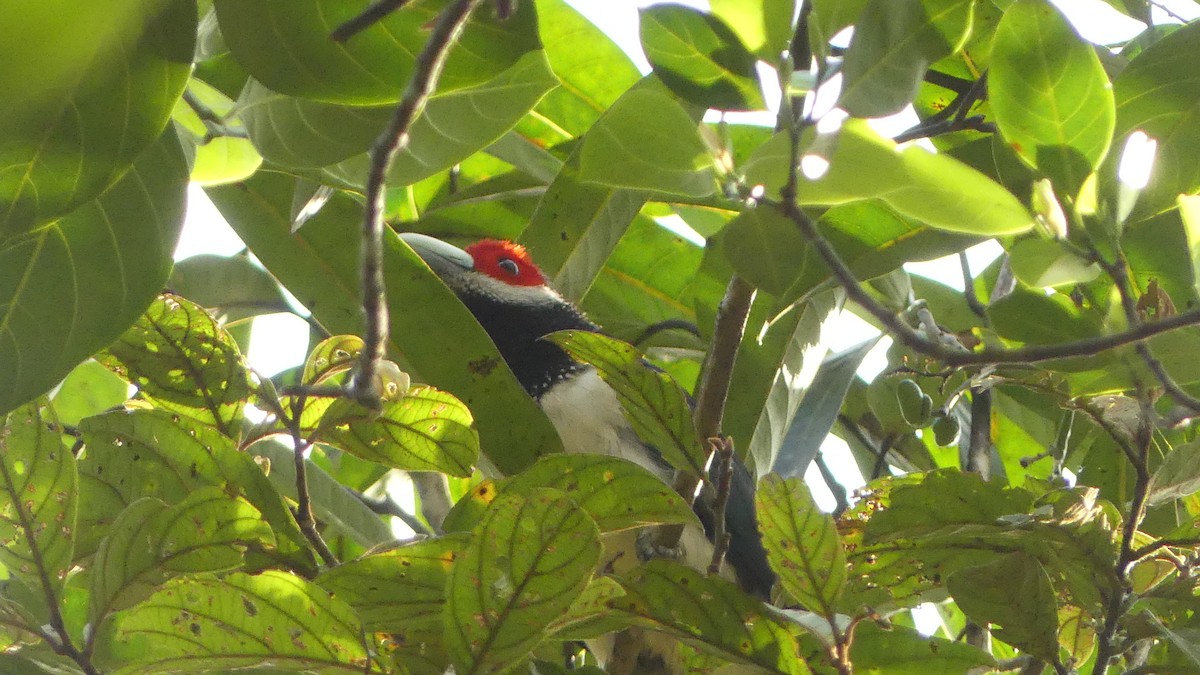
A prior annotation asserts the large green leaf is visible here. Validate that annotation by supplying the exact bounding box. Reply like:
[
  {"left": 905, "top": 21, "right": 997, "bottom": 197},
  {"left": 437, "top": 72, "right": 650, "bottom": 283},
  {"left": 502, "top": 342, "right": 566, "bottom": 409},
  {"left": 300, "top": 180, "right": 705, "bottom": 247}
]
[
  {"left": 757, "top": 475, "right": 846, "bottom": 615},
  {"left": 98, "top": 571, "right": 377, "bottom": 673},
  {"left": 88, "top": 489, "right": 274, "bottom": 625},
  {"left": 77, "top": 409, "right": 315, "bottom": 573},
  {"left": 577, "top": 86, "right": 716, "bottom": 198},
  {"left": 1113, "top": 20, "right": 1200, "bottom": 217},
  {"left": 743, "top": 121, "right": 1034, "bottom": 236},
  {"left": 169, "top": 253, "right": 288, "bottom": 323},
  {"left": 240, "top": 51, "right": 557, "bottom": 185},
  {"left": 0, "top": 132, "right": 187, "bottom": 417},
  {"left": 320, "top": 386, "right": 480, "bottom": 476},
  {"left": 317, "top": 534, "right": 467, "bottom": 634},
  {"left": 991, "top": 0, "right": 1115, "bottom": 195},
  {"left": 213, "top": 0, "right": 541, "bottom": 104},
  {"left": 840, "top": 0, "right": 974, "bottom": 117},
  {"left": 522, "top": 0, "right": 642, "bottom": 141},
  {"left": 710, "top": 0, "right": 796, "bottom": 61},
  {"left": 172, "top": 78, "right": 262, "bottom": 187},
  {"left": 505, "top": 454, "right": 698, "bottom": 532},
  {"left": 99, "top": 294, "right": 254, "bottom": 435},
  {"left": 0, "top": 0, "right": 194, "bottom": 235},
  {"left": 851, "top": 622, "right": 995, "bottom": 674},
  {"left": 0, "top": 402, "right": 76, "bottom": 595},
  {"left": 206, "top": 172, "right": 563, "bottom": 474},
  {"left": 639, "top": 4, "right": 765, "bottom": 111},
  {"left": 444, "top": 489, "right": 600, "bottom": 675},
  {"left": 611, "top": 561, "right": 810, "bottom": 674},
  {"left": 947, "top": 554, "right": 1061, "bottom": 661},
  {"left": 546, "top": 331, "right": 708, "bottom": 475}
]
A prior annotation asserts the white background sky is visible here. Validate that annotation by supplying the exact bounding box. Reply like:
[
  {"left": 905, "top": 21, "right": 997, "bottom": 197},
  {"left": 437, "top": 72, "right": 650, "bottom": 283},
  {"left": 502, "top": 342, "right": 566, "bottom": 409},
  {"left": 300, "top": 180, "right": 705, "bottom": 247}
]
[{"left": 177, "top": 0, "right": 1193, "bottom": 510}]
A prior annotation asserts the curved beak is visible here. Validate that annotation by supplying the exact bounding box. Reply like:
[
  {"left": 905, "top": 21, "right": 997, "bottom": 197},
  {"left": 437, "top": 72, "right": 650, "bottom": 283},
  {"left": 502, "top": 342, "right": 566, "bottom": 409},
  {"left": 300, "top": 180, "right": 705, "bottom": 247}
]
[{"left": 400, "top": 233, "right": 474, "bottom": 278}]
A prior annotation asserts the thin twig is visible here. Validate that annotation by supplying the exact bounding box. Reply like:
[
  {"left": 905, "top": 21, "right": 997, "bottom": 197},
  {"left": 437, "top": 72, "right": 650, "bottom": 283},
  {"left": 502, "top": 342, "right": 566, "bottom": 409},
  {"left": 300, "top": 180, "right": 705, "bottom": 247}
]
[
  {"left": 350, "top": 0, "right": 484, "bottom": 406},
  {"left": 958, "top": 252, "right": 988, "bottom": 319},
  {"left": 356, "top": 491, "right": 434, "bottom": 537},
  {"left": 893, "top": 73, "right": 993, "bottom": 143},
  {"left": 286, "top": 396, "right": 339, "bottom": 567},
  {"left": 630, "top": 318, "right": 701, "bottom": 349},
  {"left": 814, "top": 451, "right": 849, "bottom": 516},
  {"left": 706, "top": 438, "right": 736, "bottom": 576},
  {"left": 331, "top": 0, "right": 411, "bottom": 42},
  {"left": 764, "top": 197, "right": 1200, "bottom": 367}
]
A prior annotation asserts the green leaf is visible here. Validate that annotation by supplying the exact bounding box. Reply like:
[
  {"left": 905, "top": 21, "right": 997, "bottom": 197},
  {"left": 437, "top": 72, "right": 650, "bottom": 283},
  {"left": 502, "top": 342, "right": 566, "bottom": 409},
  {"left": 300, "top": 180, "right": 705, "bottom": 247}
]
[
  {"left": 0, "top": 132, "right": 187, "bottom": 417},
  {"left": 545, "top": 331, "right": 707, "bottom": 475},
  {"left": 172, "top": 79, "right": 262, "bottom": 186},
  {"left": 1147, "top": 440, "right": 1200, "bottom": 507},
  {"left": 99, "top": 571, "right": 376, "bottom": 673},
  {"left": 744, "top": 121, "right": 1034, "bottom": 236},
  {"left": 610, "top": 561, "right": 810, "bottom": 674},
  {"left": 840, "top": 0, "right": 974, "bottom": 117},
  {"left": 722, "top": 205, "right": 809, "bottom": 296},
  {"left": 990, "top": 0, "right": 1115, "bottom": 195},
  {"left": 0, "top": 402, "right": 76, "bottom": 594},
  {"left": 639, "top": 5, "right": 765, "bottom": 111},
  {"left": 524, "top": 0, "right": 642, "bottom": 141},
  {"left": 810, "top": 0, "right": 869, "bottom": 48},
  {"left": 99, "top": 294, "right": 253, "bottom": 435},
  {"left": 1008, "top": 238, "right": 1102, "bottom": 288},
  {"left": 946, "top": 553, "right": 1061, "bottom": 661},
  {"left": 208, "top": 172, "right": 562, "bottom": 474},
  {"left": 988, "top": 287, "right": 1103, "bottom": 344},
  {"left": 240, "top": 51, "right": 558, "bottom": 184},
  {"left": 710, "top": 0, "right": 796, "bottom": 61},
  {"left": 77, "top": 409, "right": 315, "bottom": 573},
  {"left": 444, "top": 489, "right": 600, "bottom": 675},
  {"left": 577, "top": 86, "right": 716, "bottom": 198},
  {"left": 1113, "top": 20, "right": 1200, "bottom": 217},
  {"left": 89, "top": 489, "right": 274, "bottom": 625},
  {"left": 50, "top": 360, "right": 131, "bottom": 427},
  {"left": 851, "top": 621, "right": 996, "bottom": 674},
  {"left": 0, "top": 0, "right": 194, "bottom": 235},
  {"left": 319, "top": 386, "right": 480, "bottom": 476},
  {"left": 169, "top": 253, "right": 288, "bottom": 323},
  {"left": 505, "top": 454, "right": 698, "bottom": 532},
  {"left": 757, "top": 475, "right": 846, "bottom": 614},
  {"left": 213, "top": 0, "right": 541, "bottom": 104},
  {"left": 773, "top": 339, "right": 880, "bottom": 478},
  {"left": 317, "top": 534, "right": 467, "bottom": 633},
  {"left": 248, "top": 441, "right": 394, "bottom": 548}
]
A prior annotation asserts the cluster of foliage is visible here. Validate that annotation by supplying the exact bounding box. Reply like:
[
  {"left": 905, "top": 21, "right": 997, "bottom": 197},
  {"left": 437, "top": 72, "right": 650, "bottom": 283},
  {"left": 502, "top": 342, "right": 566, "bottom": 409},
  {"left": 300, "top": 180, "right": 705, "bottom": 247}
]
[{"left": 4, "top": 0, "right": 1200, "bottom": 673}]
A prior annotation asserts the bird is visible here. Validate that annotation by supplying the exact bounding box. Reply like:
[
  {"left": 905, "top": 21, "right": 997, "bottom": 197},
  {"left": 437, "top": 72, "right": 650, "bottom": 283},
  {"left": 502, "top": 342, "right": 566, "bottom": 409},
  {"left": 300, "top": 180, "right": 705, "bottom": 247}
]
[{"left": 400, "top": 232, "right": 775, "bottom": 671}]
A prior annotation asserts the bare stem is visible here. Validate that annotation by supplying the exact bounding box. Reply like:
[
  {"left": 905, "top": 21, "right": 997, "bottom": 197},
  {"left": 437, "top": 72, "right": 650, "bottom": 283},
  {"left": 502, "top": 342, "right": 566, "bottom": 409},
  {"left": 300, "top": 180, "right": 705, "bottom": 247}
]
[
  {"left": 331, "top": 0, "right": 411, "bottom": 42},
  {"left": 706, "top": 438, "right": 736, "bottom": 576},
  {"left": 351, "top": 0, "right": 484, "bottom": 406}
]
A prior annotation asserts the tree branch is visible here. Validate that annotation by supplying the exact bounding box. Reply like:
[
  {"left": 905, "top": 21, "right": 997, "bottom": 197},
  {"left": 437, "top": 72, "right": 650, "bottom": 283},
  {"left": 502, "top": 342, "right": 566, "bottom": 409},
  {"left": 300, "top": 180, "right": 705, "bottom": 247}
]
[
  {"left": 350, "top": 0, "right": 484, "bottom": 406},
  {"left": 356, "top": 490, "right": 434, "bottom": 537},
  {"left": 331, "top": 0, "right": 411, "bottom": 42}
]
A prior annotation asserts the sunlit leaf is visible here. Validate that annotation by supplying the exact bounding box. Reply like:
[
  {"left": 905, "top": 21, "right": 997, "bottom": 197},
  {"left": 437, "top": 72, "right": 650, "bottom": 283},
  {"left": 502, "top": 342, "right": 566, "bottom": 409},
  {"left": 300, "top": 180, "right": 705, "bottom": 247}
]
[
  {"left": 99, "top": 294, "right": 253, "bottom": 434},
  {"left": 99, "top": 571, "right": 377, "bottom": 673},
  {"left": 991, "top": 0, "right": 1114, "bottom": 194},
  {"left": 546, "top": 331, "right": 707, "bottom": 475},
  {"left": 758, "top": 475, "right": 846, "bottom": 614},
  {"left": 710, "top": 0, "right": 796, "bottom": 61},
  {"left": 0, "top": 402, "right": 76, "bottom": 594},
  {"left": 89, "top": 489, "right": 274, "bottom": 625},
  {"left": 317, "top": 535, "right": 467, "bottom": 633},
  {"left": 505, "top": 454, "right": 697, "bottom": 532},
  {"left": 444, "top": 490, "right": 600, "bottom": 674},
  {"left": 320, "top": 386, "right": 479, "bottom": 476},
  {"left": 639, "top": 4, "right": 765, "bottom": 111},
  {"left": 172, "top": 79, "right": 262, "bottom": 186},
  {"left": 0, "top": 133, "right": 187, "bottom": 417},
  {"left": 0, "top": 0, "right": 193, "bottom": 235},
  {"left": 213, "top": 0, "right": 540, "bottom": 104},
  {"left": 77, "top": 409, "right": 315, "bottom": 573}
]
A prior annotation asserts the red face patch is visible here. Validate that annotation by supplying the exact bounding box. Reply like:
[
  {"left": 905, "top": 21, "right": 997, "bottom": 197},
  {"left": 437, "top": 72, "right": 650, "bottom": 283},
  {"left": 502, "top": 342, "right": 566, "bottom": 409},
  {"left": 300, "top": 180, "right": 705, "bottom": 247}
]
[{"left": 465, "top": 239, "right": 546, "bottom": 287}]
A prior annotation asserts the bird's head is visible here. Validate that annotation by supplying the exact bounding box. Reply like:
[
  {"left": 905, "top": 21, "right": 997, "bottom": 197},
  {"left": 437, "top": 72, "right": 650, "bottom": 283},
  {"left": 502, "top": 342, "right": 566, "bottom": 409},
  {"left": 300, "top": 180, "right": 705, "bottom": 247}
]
[{"left": 401, "top": 232, "right": 597, "bottom": 396}]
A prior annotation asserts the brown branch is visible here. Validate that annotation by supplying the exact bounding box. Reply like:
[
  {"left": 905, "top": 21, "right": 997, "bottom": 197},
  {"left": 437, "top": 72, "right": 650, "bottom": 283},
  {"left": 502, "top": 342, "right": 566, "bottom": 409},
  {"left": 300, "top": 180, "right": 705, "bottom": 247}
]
[
  {"left": 657, "top": 276, "right": 755, "bottom": 550},
  {"left": 330, "top": 0, "right": 411, "bottom": 42},
  {"left": 765, "top": 197, "right": 1200, "bottom": 368},
  {"left": 350, "top": 0, "right": 484, "bottom": 406},
  {"left": 706, "top": 438, "right": 736, "bottom": 576},
  {"left": 814, "top": 451, "right": 849, "bottom": 516},
  {"left": 285, "top": 396, "right": 339, "bottom": 568}
]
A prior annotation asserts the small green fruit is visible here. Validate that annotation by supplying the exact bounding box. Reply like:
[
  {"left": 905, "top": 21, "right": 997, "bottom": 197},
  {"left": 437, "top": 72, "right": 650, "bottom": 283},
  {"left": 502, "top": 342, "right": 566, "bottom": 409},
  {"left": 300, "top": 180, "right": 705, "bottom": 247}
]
[
  {"left": 933, "top": 415, "right": 961, "bottom": 446},
  {"left": 896, "top": 379, "right": 933, "bottom": 427}
]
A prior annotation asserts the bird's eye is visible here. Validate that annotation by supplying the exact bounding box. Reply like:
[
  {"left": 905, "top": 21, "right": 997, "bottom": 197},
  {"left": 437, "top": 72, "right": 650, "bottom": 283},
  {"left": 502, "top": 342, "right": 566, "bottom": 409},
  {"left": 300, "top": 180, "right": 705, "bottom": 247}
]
[{"left": 498, "top": 258, "right": 520, "bottom": 275}]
